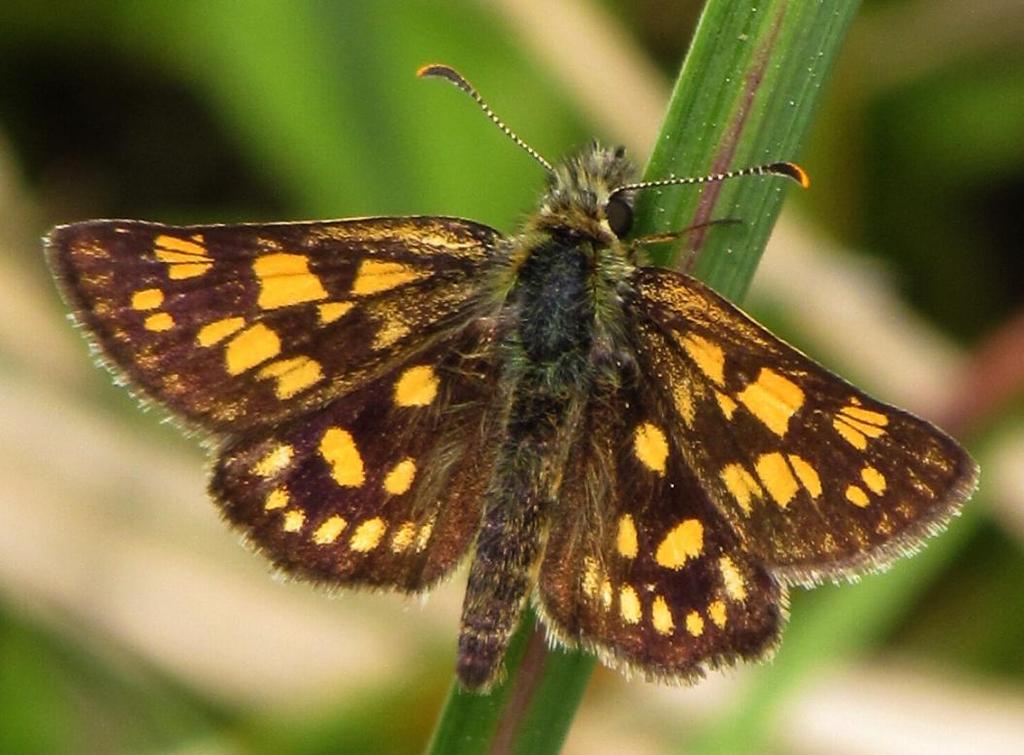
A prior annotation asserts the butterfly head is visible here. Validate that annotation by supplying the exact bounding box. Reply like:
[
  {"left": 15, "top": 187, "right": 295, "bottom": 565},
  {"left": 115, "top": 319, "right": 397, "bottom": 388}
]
[{"left": 538, "top": 141, "right": 638, "bottom": 241}]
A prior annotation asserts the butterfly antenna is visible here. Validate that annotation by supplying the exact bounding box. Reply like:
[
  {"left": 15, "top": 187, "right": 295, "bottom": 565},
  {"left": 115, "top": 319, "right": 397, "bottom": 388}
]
[
  {"left": 418, "top": 63, "right": 554, "bottom": 174},
  {"left": 612, "top": 161, "right": 810, "bottom": 197}
]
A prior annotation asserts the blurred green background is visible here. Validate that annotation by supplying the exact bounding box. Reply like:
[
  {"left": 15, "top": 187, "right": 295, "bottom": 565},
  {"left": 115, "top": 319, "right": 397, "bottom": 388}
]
[{"left": 1, "top": 1, "right": 1023, "bottom": 753}]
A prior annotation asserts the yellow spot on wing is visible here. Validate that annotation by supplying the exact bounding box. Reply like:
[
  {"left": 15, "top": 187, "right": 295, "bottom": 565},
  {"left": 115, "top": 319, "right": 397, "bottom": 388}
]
[
  {"left": 720, "top": 463, "right": 763, "bottom": 513},
  {"left": 845, "top": 484, "right": 870, "bottom": 508},
  {"left": 144, "top": 312, "right": 174, "bottom": 332},
  {"left": 154, "top": 234, "right": 206, "bottom": 256},
  {"left": 350, "top": 517, "right": 386, "bottom": 551},
  {"left": 600, "top": 580, "right": 612, "bottom": 610},
  {"left": 257, "top": 355, "right": 313, "bottom": 378},
  {"left": 755, "top": 452, "right": 799, "bottom": 508},
  {"left": 841, "top": 405, "right": 889, "bottom": 427},
  {"left": 351, "top": 259, "right": 424, "bottom": 295},
  {"left": 616, "top": 515, "right": 638, "bottom": 559},
  {"left": 736, "top": 368, "right": 804, "bottom": 436},
  {"left": 258, "top": 356, "right": 324, "bottom": 398},
  {"left": 253, "top": 253, "right": 328, "bottom": 309},
  {"left": 197, "top": 317, "right": 245, "bottom": 347},
  {"left": 619, "top": 585, "right": 641, "bottom": 624},
  {"left": 372, "top": 316, "right": 411, "bottom": 350},
  {"left": 682, "top": 334, "right": 725, "bottom": 386},
  {"left": 720, "top": 556, "right": 747, "bottom": 601},
  {"left": 153, "top": 249, "right": 198, "bottom": 262},
  {"left": 318, "top": 301, "right": 354, "bottom": 325},
  {"left": 255, "top": 444, "right": 293, "bottom": 477},
  {"left": 394, "top": 365, "right": 439, "bottom": 407},
  {"left": 320, "top": 428, "right": 365, "bottom": 487},
  {"left": 673, "top": 384, "right": 696, "bottom": 427},
  {"left": 651, "top": 595, "right": 674, "bottom": 635},
  {"left": 264, "top": 488, "right": 289, "bottom": 510},
  {"left": 582, "top": 557, "right": 600, "bottom": 598},
  {"left": 847, "top": 417, "right": 887, "bottom": 436},
  {"left": 313, "top": 515, "right": 347, "bottom": 544},
  {"left": 685, "top": 611, "right": 704, "bottom": 637},
  {"left": 171, "top": 262, "right": 211, "bottom": 279},
  {"left": 715, "top": 391, "right": 737, "bottom": 419},
  {"left": 834, "top": 404, "right": 888, "bottom": 448},
  {"left": 383, "top": 458, "right": 416, "bottom": 495},
  {"left": 709, "top": 600, "right": 727, "bottom": 628},
  {"left": 155, "top": 234, "right": 210, "bottom": 279},
  {"left": 415, "top": 517, "right": 434, "bottom": 551},
  {"left": 787, "top": 454, "right": 822, "bottom": 498},
  {"left": 833, "top": 417, "right": 867, "bottom": 449},
  {"left": 391, "top": 522, "right": 417, "bottom": 552},
  {"left": 656, "top": 519, "right": 703, "bottom": 569},
  {"left": 861, "top": 466, "right": 887, "bottom": 494},
  {"left": 634, "top": 422, "right": 668, "bottom": 474},
  {"left": 226, "top": 323, "right": 281, "bottom": 375},
  {"left": 131, "top": 288, "right": 163, "bottom": 310},
  {"left": 282, "top": 509, "right": 305, "bottom": 532}
]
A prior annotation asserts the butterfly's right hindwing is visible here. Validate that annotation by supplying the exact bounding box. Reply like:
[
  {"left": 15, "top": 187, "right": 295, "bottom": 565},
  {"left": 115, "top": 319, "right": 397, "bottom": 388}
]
[{"left": 537, "top": 381, "right": 784, "bottom": 683}]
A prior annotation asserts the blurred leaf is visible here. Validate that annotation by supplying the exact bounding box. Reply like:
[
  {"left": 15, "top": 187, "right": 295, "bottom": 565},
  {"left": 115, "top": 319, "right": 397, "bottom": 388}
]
[
  {"left": 868, "top": 62, "right": 1024, "bottom": 340},
  {"left": 0, "top": 615, "right": 70, "bottom": 755},
  {"left": 120, "top": 0, "right": 587, "bottom": 223},
  {"left": 2, "top": 1, "right": 1018, "bottom": 754},
  {"left": 686, "top": 500, "right": 982, "bottom": 753},
  {"left": 0, "top": 609, "right": 228, "bottom": 754}
]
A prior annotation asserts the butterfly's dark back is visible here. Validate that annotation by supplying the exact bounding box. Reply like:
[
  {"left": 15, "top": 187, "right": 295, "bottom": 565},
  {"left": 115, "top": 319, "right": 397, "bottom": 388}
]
[{"left": 514, "top": 234, "right": 595, "bottom": 367}]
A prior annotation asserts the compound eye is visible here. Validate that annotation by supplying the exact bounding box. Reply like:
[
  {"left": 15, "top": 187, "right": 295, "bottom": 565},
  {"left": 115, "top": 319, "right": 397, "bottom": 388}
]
[{"left": 605, "top": 196, "right": 633, "bottom": 237}]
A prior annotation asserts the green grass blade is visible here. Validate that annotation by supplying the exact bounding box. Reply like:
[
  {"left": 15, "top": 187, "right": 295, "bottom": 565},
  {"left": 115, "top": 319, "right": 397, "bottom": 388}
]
[
  {"left": 636, "top": 1, "right": 860, "bottom": 296},
  {"left": 425, "top": 2, "right": 860, "bottom": 753},
  {"left": 424, "top": 610, "right": 593, "bottom": 755}
]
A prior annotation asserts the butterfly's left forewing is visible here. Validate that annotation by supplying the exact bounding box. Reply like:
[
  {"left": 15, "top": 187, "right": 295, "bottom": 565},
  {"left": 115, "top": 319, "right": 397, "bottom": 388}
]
[
  {"left": 46, "top": 217, "right": 501, "bottom": 432},
  {"left": 630, "top": 268, "right": 977, "bottom": 586}
]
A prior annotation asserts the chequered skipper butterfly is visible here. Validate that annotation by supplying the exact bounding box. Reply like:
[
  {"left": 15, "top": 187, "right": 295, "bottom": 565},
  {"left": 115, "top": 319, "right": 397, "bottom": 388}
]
[{"left": 46, "top": 65, "right": 977, "bottom": 690}]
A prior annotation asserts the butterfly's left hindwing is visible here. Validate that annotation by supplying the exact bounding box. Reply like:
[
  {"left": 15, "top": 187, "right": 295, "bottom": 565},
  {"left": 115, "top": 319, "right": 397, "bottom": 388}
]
[
  {"left": 211, "top": 327, "right": 503, "bottom": 591},
  {"left": 46, "top": 217, "right": 501, "bottom": 432},
  {"left": 537, "top": 383, "right": 784, "bottom": 682}
]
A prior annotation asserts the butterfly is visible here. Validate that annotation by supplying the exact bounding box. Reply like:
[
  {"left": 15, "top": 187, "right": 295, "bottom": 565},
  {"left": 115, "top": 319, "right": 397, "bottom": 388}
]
[{"left": 46, "top": 64, "right": 977, "bottom": 690}]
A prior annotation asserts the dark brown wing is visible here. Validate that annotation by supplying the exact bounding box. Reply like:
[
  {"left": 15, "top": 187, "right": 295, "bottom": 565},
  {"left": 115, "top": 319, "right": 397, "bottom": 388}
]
[
  {"left": 536, "top": 383, "right": 784, "bottom": 683},
  {"left": 631, "top": 267, "right": 978, "bottom": 586},
  {"left": 211, "top": 327, "right": 502, "bottom": 592},
  {"left": 46, "top": 217, "right": 501, "bottom": 432}
]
